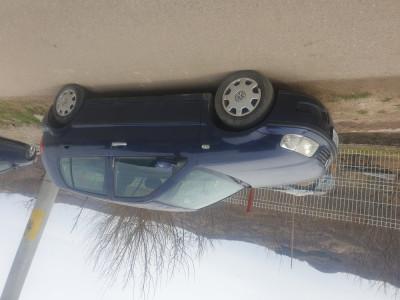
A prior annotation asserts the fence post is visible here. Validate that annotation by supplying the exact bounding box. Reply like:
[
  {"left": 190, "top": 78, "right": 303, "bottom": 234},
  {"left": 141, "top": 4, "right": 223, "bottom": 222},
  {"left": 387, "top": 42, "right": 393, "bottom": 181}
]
[{"left": 247, "top": 188, "right": 254, "bottom": 214}]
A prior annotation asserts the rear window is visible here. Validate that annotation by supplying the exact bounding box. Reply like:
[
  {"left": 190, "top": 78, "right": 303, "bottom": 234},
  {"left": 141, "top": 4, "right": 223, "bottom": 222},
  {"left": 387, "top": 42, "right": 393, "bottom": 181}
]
[{"left": 59, "top": 157, "right": 106, "bottom": 195}]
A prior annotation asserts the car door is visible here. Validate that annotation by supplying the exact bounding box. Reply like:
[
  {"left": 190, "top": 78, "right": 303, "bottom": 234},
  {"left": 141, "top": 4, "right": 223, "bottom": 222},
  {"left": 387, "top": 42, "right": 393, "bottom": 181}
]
[
  {"left": 62, "top": 96, "right": 120, "bottom": 158},
  {"left": 108, "top": 94, "right": 204, "bottom": 204},
  {"left": 110, "top": 94, "right": 204, "bottom": 157}
]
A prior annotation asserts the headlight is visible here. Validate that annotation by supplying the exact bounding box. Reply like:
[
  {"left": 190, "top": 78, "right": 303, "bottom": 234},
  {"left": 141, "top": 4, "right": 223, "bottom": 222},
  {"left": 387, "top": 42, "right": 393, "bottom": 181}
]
[{"left": 280, "top": 134, "right": 319, "bottom": 157}]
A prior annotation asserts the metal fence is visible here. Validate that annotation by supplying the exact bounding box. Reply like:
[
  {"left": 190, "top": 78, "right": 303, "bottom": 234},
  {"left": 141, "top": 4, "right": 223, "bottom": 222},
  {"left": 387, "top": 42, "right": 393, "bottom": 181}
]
[{"left": 224, "top": 146, "right": 400, "bottom": 230}]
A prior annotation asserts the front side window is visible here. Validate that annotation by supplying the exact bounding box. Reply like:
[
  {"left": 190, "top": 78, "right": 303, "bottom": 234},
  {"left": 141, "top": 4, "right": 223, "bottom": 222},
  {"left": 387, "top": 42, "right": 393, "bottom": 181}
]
[
  {"left": 157, "top": 169, "right": 243, "bottom": 210},
  {"left": 59, "top": 157, "right": 106, "bottom": 195},
  {"left": 114, "top": 157, "right": 181, "bottom": 198}
]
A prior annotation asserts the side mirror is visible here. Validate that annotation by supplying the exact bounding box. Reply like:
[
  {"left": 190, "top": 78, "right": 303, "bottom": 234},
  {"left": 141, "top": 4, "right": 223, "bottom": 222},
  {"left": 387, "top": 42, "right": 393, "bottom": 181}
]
[
  {"left": 156, "top": 157, "right": 187, "bottom": 174},
  {"left": 156, "top": 160, "right": 176, "bottom": 171},
  {"left": 157, "top": 157, "right": 177, "bottom": 166}
]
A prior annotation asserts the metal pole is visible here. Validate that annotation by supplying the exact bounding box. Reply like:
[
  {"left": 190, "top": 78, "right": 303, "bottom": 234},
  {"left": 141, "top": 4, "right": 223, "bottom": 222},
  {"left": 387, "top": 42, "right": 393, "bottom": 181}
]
[
  {"left": 246, "top": 188, "right": 254, "bottom": 214},
  {"left": 1, "top": 173, "right": 59, "bottom": 300},
  {"left": 291, "top": 194, "right": 296, "bottom": 269}
]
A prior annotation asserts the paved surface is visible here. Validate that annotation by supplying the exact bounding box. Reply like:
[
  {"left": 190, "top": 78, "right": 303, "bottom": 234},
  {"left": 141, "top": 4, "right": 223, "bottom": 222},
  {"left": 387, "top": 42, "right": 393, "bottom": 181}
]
[{"left": 0, "top": 0, "right": 399, "bottom": 97}]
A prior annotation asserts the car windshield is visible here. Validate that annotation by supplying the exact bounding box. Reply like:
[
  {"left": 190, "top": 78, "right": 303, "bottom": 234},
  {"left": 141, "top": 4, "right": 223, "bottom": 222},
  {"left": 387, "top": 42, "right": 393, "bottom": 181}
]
[
  {"left": 157, "top": 168, "right": 243, "bottom": 210},
  {"left": 0, "top": 162, "right": 12, "bottom": 172},
  {"left": 114, "top": 157, "right": 179, "bottom": 198}
]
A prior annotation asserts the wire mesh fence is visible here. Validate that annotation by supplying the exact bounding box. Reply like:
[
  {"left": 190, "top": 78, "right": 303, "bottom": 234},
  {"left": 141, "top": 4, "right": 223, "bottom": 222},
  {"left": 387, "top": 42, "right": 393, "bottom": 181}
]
[{"left": 224, "top": 146, "right": 400, "bottom": 230}]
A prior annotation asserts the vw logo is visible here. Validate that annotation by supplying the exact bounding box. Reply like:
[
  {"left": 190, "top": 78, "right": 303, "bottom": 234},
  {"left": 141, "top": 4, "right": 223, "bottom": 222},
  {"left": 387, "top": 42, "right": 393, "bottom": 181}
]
[{"left": 235, "top": 91, "right": 246, "bottom": 102}]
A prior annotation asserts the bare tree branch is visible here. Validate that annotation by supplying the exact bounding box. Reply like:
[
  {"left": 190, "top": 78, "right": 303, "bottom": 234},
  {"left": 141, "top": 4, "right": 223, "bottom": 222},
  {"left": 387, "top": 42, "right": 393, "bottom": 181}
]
[{"left": 84, "top": 203, "right": 213, "bottom": 298}]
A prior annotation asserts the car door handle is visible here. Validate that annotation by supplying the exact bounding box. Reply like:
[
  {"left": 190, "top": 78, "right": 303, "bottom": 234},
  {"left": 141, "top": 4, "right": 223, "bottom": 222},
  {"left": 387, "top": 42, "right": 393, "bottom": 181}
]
[{"left": 111, "top": 142, "right": 127, "bottom": 147}]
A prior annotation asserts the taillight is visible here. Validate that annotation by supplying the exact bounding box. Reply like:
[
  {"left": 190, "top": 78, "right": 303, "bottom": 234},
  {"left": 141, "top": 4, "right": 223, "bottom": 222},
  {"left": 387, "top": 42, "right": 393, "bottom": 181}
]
[{"left": 40, "top": 137, "right": 44, "bottom": 155}]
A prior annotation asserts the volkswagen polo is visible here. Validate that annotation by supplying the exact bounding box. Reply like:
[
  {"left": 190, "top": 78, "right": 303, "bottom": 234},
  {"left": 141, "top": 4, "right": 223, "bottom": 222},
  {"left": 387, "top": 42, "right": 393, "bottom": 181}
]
[{"left": 41, "top": 71, "right": 339, "bottom": 211}]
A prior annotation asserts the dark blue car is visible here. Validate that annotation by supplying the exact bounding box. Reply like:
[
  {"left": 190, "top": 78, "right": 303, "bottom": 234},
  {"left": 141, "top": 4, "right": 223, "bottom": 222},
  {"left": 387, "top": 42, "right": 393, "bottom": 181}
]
[
  {"left": 41, "top": 71, "right": 339, "bottom": 211},
  {"left": 0, "top": 137, "right": 36, "bottom": 174}
]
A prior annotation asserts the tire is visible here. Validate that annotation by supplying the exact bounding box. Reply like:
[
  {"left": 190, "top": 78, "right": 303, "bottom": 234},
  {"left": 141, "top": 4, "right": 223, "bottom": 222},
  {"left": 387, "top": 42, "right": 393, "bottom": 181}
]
[
  {"left": 25, "top": 145, "right": 36, "bottom": 160},
  {"left": 214, "top": 70, "right": 275, "bottom": 130},
  {"left": 52, "top": 84, "right": 86, "bottom": 125}
]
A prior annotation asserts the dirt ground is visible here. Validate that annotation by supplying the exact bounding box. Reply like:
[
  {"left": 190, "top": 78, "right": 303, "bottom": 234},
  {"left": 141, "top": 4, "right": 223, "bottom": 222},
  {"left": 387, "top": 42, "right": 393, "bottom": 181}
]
[
  {"left": 0, "top": 124, "right": 43, "bottom": 147},
  {"left": 287, "top": 76, "right": 400, "bottom": 133},
  {"left": 0, "top": 97, "right": 52, "bottom": 146},
  {"left": 1, "top": 1, "right": 399, "bottom": 98},
  {"left": 0, "top": 76, "right": 399, "bottom": 147}
]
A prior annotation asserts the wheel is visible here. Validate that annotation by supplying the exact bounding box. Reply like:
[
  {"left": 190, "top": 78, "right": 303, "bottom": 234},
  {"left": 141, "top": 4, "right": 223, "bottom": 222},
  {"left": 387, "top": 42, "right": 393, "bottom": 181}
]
[
  {"left": 52, "top": 84, "right": 86, "bottom": 125},
  {"left": 25, "top": 145, "right": 36, "bottom": 160},
  {"left": 214, "top": 70, "right": 275, "bottom": 130}
]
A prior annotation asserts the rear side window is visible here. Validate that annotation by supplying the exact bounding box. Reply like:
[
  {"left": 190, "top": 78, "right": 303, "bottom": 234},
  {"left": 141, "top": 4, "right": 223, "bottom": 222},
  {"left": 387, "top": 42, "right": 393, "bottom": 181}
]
[{"left": 59, "top": 157, "right": 107, "bottom": 195}]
